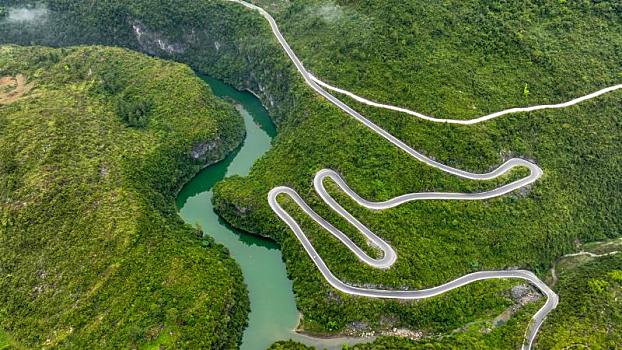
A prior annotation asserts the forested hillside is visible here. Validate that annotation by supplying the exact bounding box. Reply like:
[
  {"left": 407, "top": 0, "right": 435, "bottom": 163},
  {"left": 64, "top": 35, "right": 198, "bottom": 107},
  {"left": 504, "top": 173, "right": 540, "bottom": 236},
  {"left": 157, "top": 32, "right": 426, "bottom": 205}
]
[
  {"left": 0, "top": 1, "right": 621, "bottom": 349},
  {"left": 0, "top": 0, "right": 301, "bottom": 127},
  {"left": 538, "top": 246, "right": 622, "bottom": 348},
  {"left": 259, "top": 0, "right": 621, "bottom": 118},
  {"left": 0, "top": 45, "right": 247, "bottom": 348},
  {"left": 214, "top": 1, "right": 622, "bottom": 348}
]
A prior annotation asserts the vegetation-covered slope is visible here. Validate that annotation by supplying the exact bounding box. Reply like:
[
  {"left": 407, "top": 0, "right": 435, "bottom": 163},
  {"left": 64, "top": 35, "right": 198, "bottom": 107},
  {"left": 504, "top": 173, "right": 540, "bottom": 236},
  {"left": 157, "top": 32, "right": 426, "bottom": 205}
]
[
  {"left": 0, "top": 330, "right": 12, "bottom": 350},
  {"left": 0, "top": 45, "right": 247, "bottom": 348},
  {"left": 215, "top": 1, "right": 622, "bottom": 347},
  {"left": 214, "top": 1, "right": 622, "bottom": 348},
  {"left": 272, "top": 252, "right": 622, "bottom": 350},
  {"left": 1, "top": 1, "right": 621, "bottom": 349},
  {"left": 258, "top": 0, "right": 621, "bottom": 118},
  {"left": 0, "top": 0, "right": 300, "bottom": 127},
  {"left": 538, "top": 249, "right": 622, "bottom": 348}
]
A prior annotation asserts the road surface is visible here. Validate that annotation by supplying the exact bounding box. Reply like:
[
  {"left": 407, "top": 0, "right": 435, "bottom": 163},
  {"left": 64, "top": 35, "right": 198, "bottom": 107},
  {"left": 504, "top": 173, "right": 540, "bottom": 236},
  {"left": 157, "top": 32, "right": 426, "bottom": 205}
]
[{"left": 226, "top": 1, "right": 621, "bottom": 348}]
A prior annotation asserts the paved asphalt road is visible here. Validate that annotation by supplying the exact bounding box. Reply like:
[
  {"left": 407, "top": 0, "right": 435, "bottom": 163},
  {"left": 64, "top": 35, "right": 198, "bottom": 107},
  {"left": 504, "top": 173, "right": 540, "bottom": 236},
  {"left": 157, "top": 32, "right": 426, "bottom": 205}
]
[
  {"left": 313, "top": 76, "right": 622, "bottom": 125},
  {"left": 227, "top": 1, "right": 621, "bottom": 348}
]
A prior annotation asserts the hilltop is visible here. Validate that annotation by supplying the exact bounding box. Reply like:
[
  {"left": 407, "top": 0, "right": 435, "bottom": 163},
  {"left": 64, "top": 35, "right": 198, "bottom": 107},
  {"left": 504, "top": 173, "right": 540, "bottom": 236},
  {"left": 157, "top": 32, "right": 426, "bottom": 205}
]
[{"left": 0, "top": 45, "right": 247, "bottom": 348}]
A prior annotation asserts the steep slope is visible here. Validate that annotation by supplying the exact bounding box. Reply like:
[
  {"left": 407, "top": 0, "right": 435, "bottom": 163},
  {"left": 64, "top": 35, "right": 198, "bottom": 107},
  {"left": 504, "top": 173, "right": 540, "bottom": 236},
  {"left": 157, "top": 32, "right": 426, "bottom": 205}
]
[
  {"left": 1, "top": 1, "right": 621, "bottom": 348},
  {"left": 0, "top": 45, "right": 247, "bottom": 348},
  {"left": 212, "top": 2, "right": 622, "bottom": 348}
]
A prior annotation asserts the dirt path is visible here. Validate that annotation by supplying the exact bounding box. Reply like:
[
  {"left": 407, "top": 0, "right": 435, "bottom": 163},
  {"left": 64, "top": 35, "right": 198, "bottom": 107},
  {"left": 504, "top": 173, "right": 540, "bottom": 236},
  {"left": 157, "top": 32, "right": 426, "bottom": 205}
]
[{"left": 0, "top": 74, "right": 35, "bottom": 105}]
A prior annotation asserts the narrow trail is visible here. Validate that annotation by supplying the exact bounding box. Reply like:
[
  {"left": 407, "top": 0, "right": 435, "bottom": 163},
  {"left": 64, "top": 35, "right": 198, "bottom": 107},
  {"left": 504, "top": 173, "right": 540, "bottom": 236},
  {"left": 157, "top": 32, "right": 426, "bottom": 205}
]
[
  {"left": 550, "top": 250, "right": 619, "bottom": 287},
  {"left": 225, "top": 1, "right": 622, "bottom": 348},
  {"left": 562, "top": 251, "right": 619, "bottom": 259}
]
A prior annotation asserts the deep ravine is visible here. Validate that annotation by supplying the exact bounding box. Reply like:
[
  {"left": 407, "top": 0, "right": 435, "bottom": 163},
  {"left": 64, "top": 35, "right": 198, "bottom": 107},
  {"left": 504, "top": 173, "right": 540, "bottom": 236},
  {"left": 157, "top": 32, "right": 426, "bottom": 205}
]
[{"left": 176, "top": 75, "right": 372, "bottom": 350}]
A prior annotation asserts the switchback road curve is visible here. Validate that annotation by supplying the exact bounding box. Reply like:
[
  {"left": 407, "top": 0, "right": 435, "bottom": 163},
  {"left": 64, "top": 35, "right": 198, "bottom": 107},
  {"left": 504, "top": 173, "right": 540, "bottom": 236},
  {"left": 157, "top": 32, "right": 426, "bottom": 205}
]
[{"left": 226, "top": 1, "right": 622, "bottom": 348}]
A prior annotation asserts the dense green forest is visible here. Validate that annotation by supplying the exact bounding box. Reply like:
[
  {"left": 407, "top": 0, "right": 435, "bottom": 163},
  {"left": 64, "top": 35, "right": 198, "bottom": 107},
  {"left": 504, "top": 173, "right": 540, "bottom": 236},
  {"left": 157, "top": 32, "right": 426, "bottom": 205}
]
[
  {"left": 0, "top": 0, "right": 301, "bottom": 127},
  {"left": 270, "top": 253, "right": 622, "bottom": 349},
  {"left": 1, "top": 0, "right": 621, "bottom": 349},
  {"left": 215, "top": 1, "right": 622, "bottom": 348},
  {"left": 261, "top": 0, "right": 622, "bottom": 119},
  {"left": 0, "top": 45, "right": 248, "bottom": 348},
  {"left": 538, "top": 252, "right": 622, "bottom": 348}
]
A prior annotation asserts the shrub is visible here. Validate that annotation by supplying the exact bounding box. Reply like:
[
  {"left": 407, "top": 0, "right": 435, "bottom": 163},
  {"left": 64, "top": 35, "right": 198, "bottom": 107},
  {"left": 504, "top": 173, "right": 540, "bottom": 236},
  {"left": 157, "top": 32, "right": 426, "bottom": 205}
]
[{"left": 116, "top": 96, "right": 153, "bottom": 127}]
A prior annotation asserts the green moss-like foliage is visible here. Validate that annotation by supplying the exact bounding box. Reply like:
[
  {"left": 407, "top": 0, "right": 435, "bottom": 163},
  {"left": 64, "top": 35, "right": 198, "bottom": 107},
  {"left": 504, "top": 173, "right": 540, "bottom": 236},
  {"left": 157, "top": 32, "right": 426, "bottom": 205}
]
[
  {"left": 0, "top": 331, "right": 10, "bottom": 349},
  {"left": 0, "top": 45, "right": 247, "bottom": 348}
]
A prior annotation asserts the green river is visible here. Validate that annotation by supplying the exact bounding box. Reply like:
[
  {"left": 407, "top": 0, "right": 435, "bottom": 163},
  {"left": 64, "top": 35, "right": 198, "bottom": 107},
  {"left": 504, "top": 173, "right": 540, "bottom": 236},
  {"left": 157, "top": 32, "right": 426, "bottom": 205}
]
[{"left": 177, "top": 76, "right": 368, "bottom": 350}]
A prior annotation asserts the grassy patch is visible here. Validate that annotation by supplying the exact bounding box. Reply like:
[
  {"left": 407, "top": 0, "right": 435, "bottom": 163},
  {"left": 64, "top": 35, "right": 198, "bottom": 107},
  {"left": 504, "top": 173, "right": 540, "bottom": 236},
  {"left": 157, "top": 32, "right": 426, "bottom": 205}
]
[{"left": 0, "top": 331, "right": 9, "bottom": 350}]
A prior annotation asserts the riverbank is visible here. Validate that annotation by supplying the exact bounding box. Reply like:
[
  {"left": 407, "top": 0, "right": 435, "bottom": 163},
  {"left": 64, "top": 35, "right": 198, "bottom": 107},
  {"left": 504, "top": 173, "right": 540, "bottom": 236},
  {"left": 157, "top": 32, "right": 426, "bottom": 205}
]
[
  {"left": 2, "top": 2, "right": 621, "bottom": 348},
  {"left": 177, "top": 76, "right": 298, "bottom": 350},
  {"left": 178, "top": 75, "right": 380, "bottom": 350},
  {"left": 0, "top": 45, "right": 248, "bottom": 348}
]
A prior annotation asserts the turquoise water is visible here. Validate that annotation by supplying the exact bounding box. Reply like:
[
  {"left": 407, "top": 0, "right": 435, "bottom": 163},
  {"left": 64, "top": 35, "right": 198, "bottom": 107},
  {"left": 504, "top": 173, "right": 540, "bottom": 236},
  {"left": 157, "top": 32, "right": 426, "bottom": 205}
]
[
  {"left": 176, "top": 76, "right": 301, "bottom": 350},
  {"left": 177, "top": 75, "right": 369, "bottom": 350}
]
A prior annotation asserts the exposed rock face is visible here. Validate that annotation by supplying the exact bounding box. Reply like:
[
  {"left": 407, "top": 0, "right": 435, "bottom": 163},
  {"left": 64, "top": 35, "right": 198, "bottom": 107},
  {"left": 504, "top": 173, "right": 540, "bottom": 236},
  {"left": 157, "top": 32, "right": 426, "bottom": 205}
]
[
  {"left": 191, "top": 137, "right": 222, "bottom": 161},
  {"left": 99, "top": 164, "right": 109, "bottom": 179},
  {"left": 233, "top": 203, "right": 250, "bottom": 215},
  {"left": 492, "top": 284, "right": 543, "bottom": 328},
  {"left": 511, "top": 284, "right": 541, "bottom": 305},
  {"left": 132, "top": 21, "right": 186, "bottom": 55},
  {"left": 349, "top": 321, "right": 369, "bottom": 332}
]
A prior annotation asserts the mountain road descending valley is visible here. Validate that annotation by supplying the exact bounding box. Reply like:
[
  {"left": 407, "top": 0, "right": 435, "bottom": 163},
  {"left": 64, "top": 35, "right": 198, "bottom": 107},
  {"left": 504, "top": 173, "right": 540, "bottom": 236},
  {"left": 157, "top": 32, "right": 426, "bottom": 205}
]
[{"left": 225, "top": 1, "right": 622, "bottom": 349}]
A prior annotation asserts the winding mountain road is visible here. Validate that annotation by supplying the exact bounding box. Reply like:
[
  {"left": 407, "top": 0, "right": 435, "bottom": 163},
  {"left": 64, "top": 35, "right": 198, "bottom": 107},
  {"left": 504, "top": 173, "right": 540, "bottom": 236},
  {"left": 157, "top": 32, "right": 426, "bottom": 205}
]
[
  {"left": 226, "top": 1, "right": 622, "bottom": 349},
  {"left": 313, "top": 76, "right": 622, "bottom": 125}
]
